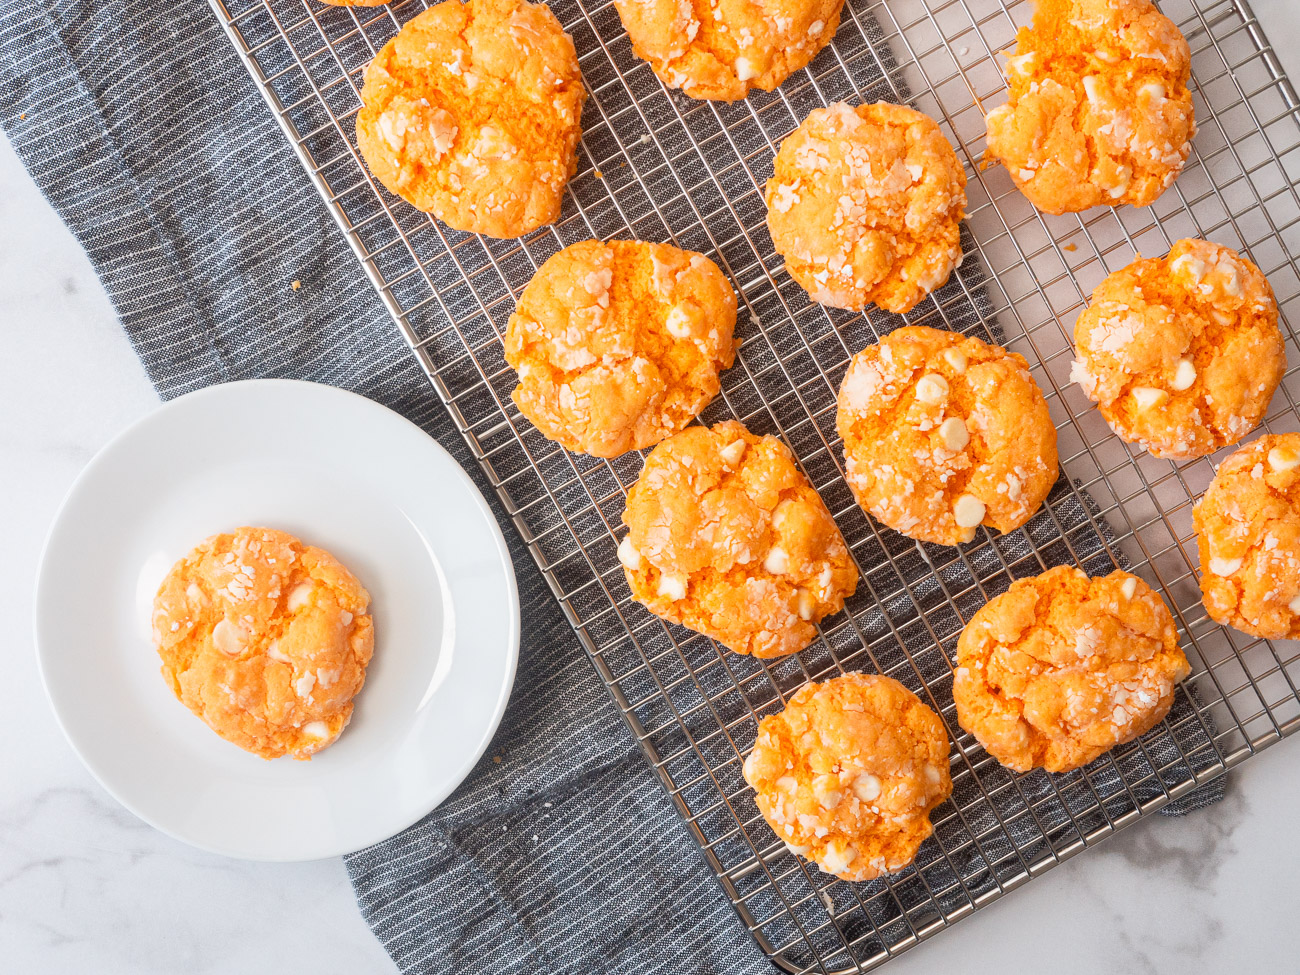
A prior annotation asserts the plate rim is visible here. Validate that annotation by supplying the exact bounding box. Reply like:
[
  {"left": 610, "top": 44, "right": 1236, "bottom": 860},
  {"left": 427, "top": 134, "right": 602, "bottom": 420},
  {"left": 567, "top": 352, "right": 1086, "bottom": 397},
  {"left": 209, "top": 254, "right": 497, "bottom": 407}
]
[{"left": 33, "top": 377, "right": 520, "bottom": 861}]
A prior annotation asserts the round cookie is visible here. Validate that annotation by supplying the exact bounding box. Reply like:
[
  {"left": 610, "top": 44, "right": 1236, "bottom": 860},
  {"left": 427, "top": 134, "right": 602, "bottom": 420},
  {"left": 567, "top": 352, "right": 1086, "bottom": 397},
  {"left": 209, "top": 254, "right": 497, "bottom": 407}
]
[
  {"left": 742, "top": 673, "right": 952, "bottom": 881},
  {"left": 953, "top": 566, "right": 1190, "bottom": 773},
  {"left": 355, "top": 0, "right": 587, "bottom": 238},
  {"left": 505, "top": 239, "right": 737, "bottom": 457},
  {"left": 765, "top": 102, "right": 967, "bottom": 314},
  {"left": 984, "top": 0, "right": 1194, "bottom": 214},
  {"left": 1193, "top": 434, "right": 1300, "bottom": 639},
  {"left": 614, "top": 0, "right": 844, "bottom": 102},
  {"left": 836, "top": 326, "right": 1058, "bottom": 546},
  {"left": 1070, "top": 240, "right": 1282, "bottom": 460},
  {"left": 620, "top": 420, "right": 858, "bottom": 657},
  {"left": 152, "top": 527, "right": 375, "bottom": 761}
]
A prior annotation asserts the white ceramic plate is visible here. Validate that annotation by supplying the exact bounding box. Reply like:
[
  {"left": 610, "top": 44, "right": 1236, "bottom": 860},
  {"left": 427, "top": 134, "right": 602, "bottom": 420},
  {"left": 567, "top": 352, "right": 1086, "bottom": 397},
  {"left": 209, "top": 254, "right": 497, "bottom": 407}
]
[{"left": 35, "top": 379, "right": 519, "bottom": 861}]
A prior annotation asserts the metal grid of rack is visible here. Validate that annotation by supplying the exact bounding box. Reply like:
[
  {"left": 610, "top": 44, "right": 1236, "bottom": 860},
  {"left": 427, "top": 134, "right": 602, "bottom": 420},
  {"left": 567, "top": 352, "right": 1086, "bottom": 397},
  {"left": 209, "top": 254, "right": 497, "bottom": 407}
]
[{"left": 211, "top": 0, "right": 1300, "bottom": 969}]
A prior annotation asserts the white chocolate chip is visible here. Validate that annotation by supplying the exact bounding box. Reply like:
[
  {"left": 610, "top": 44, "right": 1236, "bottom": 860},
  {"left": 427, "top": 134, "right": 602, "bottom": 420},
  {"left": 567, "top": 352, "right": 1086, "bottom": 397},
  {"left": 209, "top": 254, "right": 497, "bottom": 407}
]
[
  {"left": 1268, "top": 445, "right": 1300, "bottom": 471},
  {"left": 942, "top": 347, "right": 968, "bottom": 373},
  {"left": 294, "top": 672, "right": 317, "bottom": 698},
  {"left": 718, "top": 439, "right": 747, "bottom": 468},
  {"left": 776, "top": 775, "right": 799, "bottom": 793},
  {"left": 1120, "top": 576, "right": 1138, "bottom": 600},
  {"left": 657, "top": 573, "right": 688, "bottom": 601},
  {"left": 1171, "top": 358, "right": 1196, "bottom": 391},
  {"left": 340, "top": 610, "right": 353, "bottom": 626},
  {"left": 1095, "top": 49, "right": 1119, "bottom": 64},
  {"left": 617, "top": 535, "right": 642, "bottom": 570},
  {"left": 813, "top": 775, "right": 843, "bottom": 810},
  {"left": 1140, "top": 82, "right": 1166, "bottom": 101},
  {"left": 852, "top": 772, "right": 881, "bottom": 801},
  {"left": 211, "top": 619, "right": 245, "bottom": 657},
  {"left": 796, "top": 587, "right": 816, "bottom": 621},
  {"left": 185, "top": 582, "right": 207, "bottom": 605},
  {"left": 819, "top": 840, "right": 857, "bottom": 875},
  {"left": 303, "top": 720, "right": 330, "bottom": 739},
  {"left": 1171, "top": 253, "right": 1207, "bottom": 282},
  {"left": 1289, "top": 594, "right": 1300, "bottom": 614},
  {"left": 1082, "top": 75, "right": 1103, "bottom": 106},
  {"left": 764, "top": 545, "right": 790, "bottom": 575},
  {"left": 735, "top": 57, "right": 757, "bottom": 81},
  {"left": 938, "top": 416, "right": 970, "bottom": 451},
  {"left": 785, "top": 841, "right": 812, "bottom": 856},
  {"left": 1222, "top": 266, "right": 1242, "bottom": 297},
  {"left": 266, "top": 639, "right": 291, "bottom": 664},
  {"left": 664, "top": 305, "right": 692, "bottom": 339},
  {"left": 923, "top": 765, "right": 941, "bottom": 786},
  {"left": 807, "top": 18, "right": 824, "bottom": 34},
  {"left": 954, "top": 494, "right": 986, "bottom": 529},
  {"left": 287, "top": 582, "right": 313, "bottom": 612},
  {"left": 914, "top": 373, "right": 950, "bottom": 404},
  {"left": 1209, "top": 556, "right": 1242, "bottom": 576},
  {"left": 1131, "top": 387, "right": 1169, "bottom": 410}
]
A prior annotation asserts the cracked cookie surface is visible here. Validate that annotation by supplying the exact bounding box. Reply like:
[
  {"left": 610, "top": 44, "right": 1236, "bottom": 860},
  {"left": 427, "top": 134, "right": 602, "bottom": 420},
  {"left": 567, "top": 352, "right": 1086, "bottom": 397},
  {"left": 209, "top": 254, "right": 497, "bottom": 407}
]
[
  {"left": 1071, "top": 239, "right": 1282, "bottom": 460},
  {"left": 954, "top": 565, "right": 1189, "bottom": 773},
  {"left": 614, "top": 0, "right": 844, "bottom": 101},
  {"left": 620, "top": 420, "right": 857, "bottom": 657},
  {"left": 355, "top": 0, "right": 586, "bottom": 238},
  {"left": 836, "top": 325, "right": 1058, "bottom": 546},
  {"left": 984, "top": 0, "right": 1194, "bottom": 214},
  {"left": 505, "top": 239, "right": 737, "bottom": 457},
  {"left": 1194, "top": 434, "right": 1300, "bottom": 639},
  {"left": 153, "top": 527, "right": 375, "bottom": 761},
  {"left": 743, "top": 673, "right": 952, "bottom": 882},
  {"left": 765, "top": 102, "right": 967, "bottom": 314}
]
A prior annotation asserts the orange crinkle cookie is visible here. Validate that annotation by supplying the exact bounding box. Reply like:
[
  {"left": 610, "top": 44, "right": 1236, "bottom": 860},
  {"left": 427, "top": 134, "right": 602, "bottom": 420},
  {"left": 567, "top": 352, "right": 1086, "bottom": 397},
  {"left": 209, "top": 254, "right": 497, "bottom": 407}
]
[
  {"left": 743, "top": 673, "right": 952, "bottom": 881},
  {"left": 1070, "top": 239, "right": 1282, "bottom": 460},
  {"left": 984, "top": 0, "right": 1195, "bottom": 214},
  {"left": 504, "top": 239, "right": 736, "bottom": 457},
  {"left": 765, "top": 101, "right": 967, "bottom": 314},
  {"left": 836, "top": 325, "right": 1058, "bottom": 546},
  {"left": 620, "top": 420, "right": 858, "bottom": 657},
  {"left": 953, "top": 565, "right": 1189, "bottom": 773},
  {"left": 153, "top": 526, "right": 375, "bottom": 761},
  {"left": 1194, "top": 434, "right": 1300, "bottom": 640},
  {"left": 355, "top": 0, "right": 587, "bottom": 238}
]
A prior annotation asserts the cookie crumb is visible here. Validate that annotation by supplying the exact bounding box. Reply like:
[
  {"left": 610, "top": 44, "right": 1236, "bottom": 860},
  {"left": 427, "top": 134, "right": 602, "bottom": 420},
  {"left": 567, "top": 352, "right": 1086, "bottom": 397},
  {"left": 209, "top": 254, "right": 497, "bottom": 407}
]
[{"left": 291, "top": 279, "right": 301, "bottom": 290}]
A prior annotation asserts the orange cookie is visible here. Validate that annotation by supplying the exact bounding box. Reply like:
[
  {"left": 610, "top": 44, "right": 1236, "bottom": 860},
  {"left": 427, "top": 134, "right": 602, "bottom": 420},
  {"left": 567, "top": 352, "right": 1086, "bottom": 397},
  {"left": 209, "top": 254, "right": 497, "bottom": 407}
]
[
  {"left": 765, "top": 102, "right": 967, "bottom": 314},
  {"left": 1071, "top": 239, "right": 1282, "bottom": 460},
  {"left": 504, "top": 239, "right": 737, "bottom": 457},
  {"left": 355, "top": 0, "right": 586, "bottom": 238},
  {"left": 614, "top": 0, "right": 844, "bottom": 101},
  {"left": 984, "top": 0, "right": 1194, "bottom": 214},
  {"left": 152, "top": 527, "right": 375, "bottom": 761},
  {"left": 743, "top": 673, "right": 952, "bottom": 882},
  {"left": 1193, "top": 434, "right": 1300, "bottom": 639},
  {"left": 620, "top": 420, "right": 857, "bottom": 657},
  {"left": 836, "top": 326, "right": 1058, "bottom": 546},
  {"left": 953, "top": 566, "right": 1189, "bottom": 773}
]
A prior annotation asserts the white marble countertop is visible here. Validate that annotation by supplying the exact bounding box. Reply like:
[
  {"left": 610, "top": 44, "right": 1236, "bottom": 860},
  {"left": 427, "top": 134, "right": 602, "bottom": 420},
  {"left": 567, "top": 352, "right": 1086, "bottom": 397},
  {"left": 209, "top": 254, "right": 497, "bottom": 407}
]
[{"left": 6, "top": 4, "right": 1300, "bottom": 970}]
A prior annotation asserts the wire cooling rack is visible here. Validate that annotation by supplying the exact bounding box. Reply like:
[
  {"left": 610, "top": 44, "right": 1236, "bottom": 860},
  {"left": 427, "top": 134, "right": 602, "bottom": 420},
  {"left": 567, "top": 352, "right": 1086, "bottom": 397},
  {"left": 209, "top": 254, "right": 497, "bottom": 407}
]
[{"left": 212, "top": 0, "right": 1300, "bottom": 969}]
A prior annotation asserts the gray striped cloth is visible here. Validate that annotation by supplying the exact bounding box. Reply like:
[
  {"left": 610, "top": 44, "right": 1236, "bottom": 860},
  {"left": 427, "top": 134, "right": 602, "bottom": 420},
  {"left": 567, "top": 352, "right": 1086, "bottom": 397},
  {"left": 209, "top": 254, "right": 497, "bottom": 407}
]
[{"left": 0, "top": 1, "right": 1222, "bottom": 973}]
